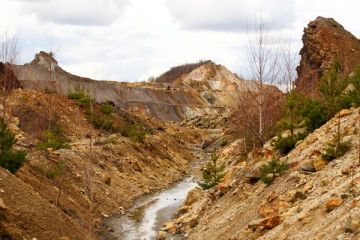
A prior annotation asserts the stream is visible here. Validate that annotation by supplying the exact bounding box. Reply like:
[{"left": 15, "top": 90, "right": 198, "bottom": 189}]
[
  {"left": 101, "top": 144, "right": 212, "bottom": 240},
  {"left": 103, "top": 178, "right": 197, "bottom": 240}
]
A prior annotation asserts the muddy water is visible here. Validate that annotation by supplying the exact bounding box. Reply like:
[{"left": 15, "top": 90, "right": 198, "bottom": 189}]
[{"left": 103, "top": 178, "right": 197, "bottom": 240}]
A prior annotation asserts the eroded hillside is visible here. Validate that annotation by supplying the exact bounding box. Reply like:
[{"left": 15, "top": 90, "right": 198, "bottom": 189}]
[
  {"left": 165, "top": 108, "right": 360, "bottom": 240},
  {"left": 14, "top": 52, "right": 281, "bottom": 127},
  {"left": 0, "top": 89, "right": 209, "bottom": 239}
]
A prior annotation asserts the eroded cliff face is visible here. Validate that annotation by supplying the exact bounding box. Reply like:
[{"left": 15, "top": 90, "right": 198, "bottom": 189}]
[
  {"left": 14, "top": 52, "right": 271, "bottom": 125},
  {"left": 295, "top": 17, "right": 360, "bottom": 97}
]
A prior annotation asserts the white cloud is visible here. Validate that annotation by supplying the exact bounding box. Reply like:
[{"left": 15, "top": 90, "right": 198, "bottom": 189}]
[
  {"left": 165, "top": 0, "right": 296, "bottom": 32},
  {"left": 0, "top": 0, "right": 359, "bottom": 82},
  {"left": 17, "top": 0, "right": 129, "bottom": 26}
]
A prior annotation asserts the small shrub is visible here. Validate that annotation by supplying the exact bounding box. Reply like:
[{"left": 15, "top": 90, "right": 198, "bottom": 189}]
[
  {"left": 100, "top": 102, "right": 113, "bottom": 115},
  {"left": 37, "top": 125, "right": 70, "bottom": 150},
  {"left": 322, "top": 140, "right": 351, "bottom": 161},
  {"left": 198, "top": 151, "right": 225, "bottom": 190},
  {"left": 259, "top": 159, "right": 289, "bottom": 184},
  {"left": 0, "top": 150, "right": 26, "bottom": 174},
  {"left": 0, "top": 118, "right": 26, "bottom": 173},
  {"left": 273, "top": 132, "right": 307, "bottom": 155}
]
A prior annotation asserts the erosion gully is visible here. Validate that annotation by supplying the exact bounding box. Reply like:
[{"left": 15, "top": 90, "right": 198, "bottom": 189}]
[{"left": 100, "top": 139, "right": 213, "bottom": 240}]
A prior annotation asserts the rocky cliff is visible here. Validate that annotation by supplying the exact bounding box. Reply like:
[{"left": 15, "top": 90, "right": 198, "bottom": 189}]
[{"left": 295, "top": 17, "right": 360, "bottom": 97}]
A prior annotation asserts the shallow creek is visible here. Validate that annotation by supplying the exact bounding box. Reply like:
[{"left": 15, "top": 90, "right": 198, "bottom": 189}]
[{"left": 102, "top": 145, "right": 211, "bottom": 240}]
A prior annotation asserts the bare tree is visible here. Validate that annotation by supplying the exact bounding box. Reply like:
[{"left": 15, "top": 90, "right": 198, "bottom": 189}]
[
  {"left": 231, "top": 19, "right": 283, "bottom": 147},
  {"left": 248, "top": 19, "right": 281, "bottom": 138},
  {"left": 0, "top": 34, "right": 20, "bottom": 119}
]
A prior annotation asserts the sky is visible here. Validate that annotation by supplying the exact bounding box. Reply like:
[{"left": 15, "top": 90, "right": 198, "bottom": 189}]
[{"left": 0, "top": 0, "right": 359, "bottom": 82}]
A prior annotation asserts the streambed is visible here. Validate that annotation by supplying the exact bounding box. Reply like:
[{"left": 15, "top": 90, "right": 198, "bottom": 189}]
[{"left": 103, "top": 177, "right": 197, "bottom": 239}]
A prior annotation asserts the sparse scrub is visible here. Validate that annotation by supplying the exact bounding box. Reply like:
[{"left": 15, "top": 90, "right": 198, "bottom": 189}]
[
  {"left": 259, "top": 159, "right": 289, "bottom": 184},
  {"left": 322, "top": 141, "right": 351, "bottom": 161},
  {"left": 120, "top": 123, "right": 148, "bottom": 142},
  {"left": 37, "top": 125, "right": 70, "bottom": 150},
  {"left": 67, "top": 89, "right": 150, "bottom": 142},
  {"left": 322, "top": 117, "right": 351, "bottom": 161},
  {"left": 0, "top": 118, "right": 26, "bottom": 173},
  {"left": 36, "top": 161, "right": 65, "bottom": 180},
  {"left": 198, "top": 151, "right": 225, "bottom": 190},
  {"left": 67, "top": 89, "right": 93, "bottom": 107},
  {"left": 87, "top": 108, "right": 114, "bottom": 131}
]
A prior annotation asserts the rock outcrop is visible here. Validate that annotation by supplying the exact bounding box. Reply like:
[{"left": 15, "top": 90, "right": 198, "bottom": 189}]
[{"left": 295, "top": 17, "right": 360, "bottom": 97}]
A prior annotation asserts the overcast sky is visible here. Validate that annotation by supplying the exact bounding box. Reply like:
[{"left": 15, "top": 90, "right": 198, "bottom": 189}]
[{"left": 1, "top": 0, "right": 359, "bottom": 81}]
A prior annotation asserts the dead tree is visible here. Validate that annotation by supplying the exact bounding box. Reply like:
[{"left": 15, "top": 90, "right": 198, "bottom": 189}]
[{"left": 233, "top": 19, "right": 282, "bottom": 147}]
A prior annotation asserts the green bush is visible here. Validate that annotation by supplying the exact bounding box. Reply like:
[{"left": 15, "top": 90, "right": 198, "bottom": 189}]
[
  {"left": 273, "top": 132, "right": 307, "bottom": 155},
  {"left": 198, "top": 151, "right": 225, "bottom": 190},
  {"left": 300, "top": 98, "right": 329, "bottom": 131},
  {"left": 37, "top": 125, "right": 70, "bottom": 150},
  {"left": 259, "top": 159, "right": 289, "bottom": 184},
  {"left": 0, "top": 118, "right": 26, "bottom": 173}
]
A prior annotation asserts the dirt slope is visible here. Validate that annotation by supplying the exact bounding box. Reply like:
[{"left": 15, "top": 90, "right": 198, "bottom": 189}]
[
  {"left": 0, "top": 89, "right": 207, "bottom": 239},
  {"left": 166, "top": 108, "right": 360, "bottom": 240}
]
